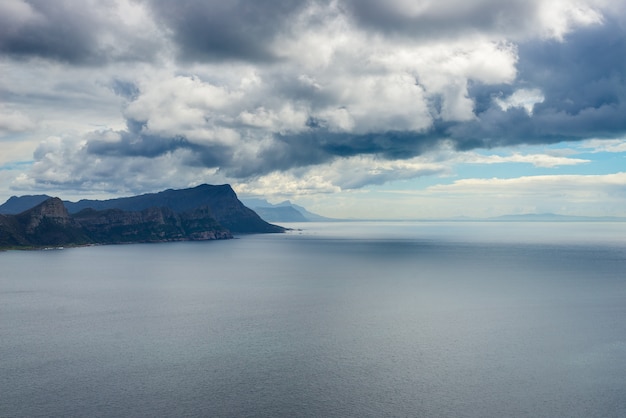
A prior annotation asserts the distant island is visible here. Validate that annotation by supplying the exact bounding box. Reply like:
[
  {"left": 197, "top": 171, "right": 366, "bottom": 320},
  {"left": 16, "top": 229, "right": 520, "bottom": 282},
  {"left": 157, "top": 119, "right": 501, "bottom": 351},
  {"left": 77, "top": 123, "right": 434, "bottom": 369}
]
[{"left": 0, "top": 184, "right": 285, "bottom": 250}]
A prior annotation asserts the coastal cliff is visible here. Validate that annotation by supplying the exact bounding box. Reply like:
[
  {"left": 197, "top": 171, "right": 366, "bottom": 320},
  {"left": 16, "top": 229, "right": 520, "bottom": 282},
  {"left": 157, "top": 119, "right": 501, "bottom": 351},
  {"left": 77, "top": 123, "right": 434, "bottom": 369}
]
[
  {"left": 1, "top": 198, "right": 90, "bottom": 248},
  {"left": 0, "top": 184, "right": 285, "bottom": 249}
]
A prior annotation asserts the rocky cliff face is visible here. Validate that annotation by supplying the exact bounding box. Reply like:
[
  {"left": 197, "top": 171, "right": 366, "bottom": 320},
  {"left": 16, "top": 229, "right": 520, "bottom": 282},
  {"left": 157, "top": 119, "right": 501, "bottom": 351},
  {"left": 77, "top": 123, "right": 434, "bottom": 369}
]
[
  {"left": 21, "top": 197, "right": 72, "bottom": 233},
  {"left": 9, "top": 198, "right": 90, "bottom": 247},
  {"left": 74, "top": 206, "right": 232, "bottom": 243},
  {"left": 0, "top": 198, "right": 232, "bottom": 249}
]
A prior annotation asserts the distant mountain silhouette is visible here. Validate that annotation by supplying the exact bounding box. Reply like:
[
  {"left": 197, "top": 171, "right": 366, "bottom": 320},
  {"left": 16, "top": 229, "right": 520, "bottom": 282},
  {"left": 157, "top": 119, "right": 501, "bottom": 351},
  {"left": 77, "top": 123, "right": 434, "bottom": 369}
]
[
  {"left": 252, "top": 206, "right": 309, "bottom": 222},
  {"left": 242, "top": 198, "right": 335, "bottom": 222}
]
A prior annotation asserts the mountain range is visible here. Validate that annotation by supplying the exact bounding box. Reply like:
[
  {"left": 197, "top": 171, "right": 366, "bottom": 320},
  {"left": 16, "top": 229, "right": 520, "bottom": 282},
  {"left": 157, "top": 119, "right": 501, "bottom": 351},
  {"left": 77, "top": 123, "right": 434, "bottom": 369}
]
[
  {"left": 0, "top": 184, "right": 284, "bottom": 249},
  {"left": 241, "top": 198, "right": 335, "bottom": 222}
]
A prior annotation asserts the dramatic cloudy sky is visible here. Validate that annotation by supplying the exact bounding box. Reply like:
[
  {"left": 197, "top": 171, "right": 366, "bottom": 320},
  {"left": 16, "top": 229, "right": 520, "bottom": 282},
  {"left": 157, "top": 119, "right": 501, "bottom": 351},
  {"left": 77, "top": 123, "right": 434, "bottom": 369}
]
[{"left": 1, "top": 0, "right": 625, "bottom": 218}]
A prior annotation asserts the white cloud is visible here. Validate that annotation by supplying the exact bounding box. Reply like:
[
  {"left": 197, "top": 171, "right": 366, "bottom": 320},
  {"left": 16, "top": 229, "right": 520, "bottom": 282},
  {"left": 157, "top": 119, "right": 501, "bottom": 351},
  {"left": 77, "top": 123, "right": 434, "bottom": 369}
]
[
  {"left": 537, "top": 0, "right": 604, "bottom": 40},
  {"left": 235, "top": 155, "right": 447, "bottom": 198},
  {"left": 428, "top": 172, "right": 626, "bottom": 203},
  {"left": 311, "top": 156, "right": 447, "bottom": 189},
  {"left": 323, "top": 172, "right": 626, "bottom": 219},
  {"left": 459, "top": 151, "right": 589, "bottom": 167},
  {"left": 582, "top": 138, "right": 626, "bottom": 153},
  {"left": 0, "top": 105, "right": 35, "bottom": 135},
  {"left": 494, "top": 88, "right": 545, "bottom": 115}
]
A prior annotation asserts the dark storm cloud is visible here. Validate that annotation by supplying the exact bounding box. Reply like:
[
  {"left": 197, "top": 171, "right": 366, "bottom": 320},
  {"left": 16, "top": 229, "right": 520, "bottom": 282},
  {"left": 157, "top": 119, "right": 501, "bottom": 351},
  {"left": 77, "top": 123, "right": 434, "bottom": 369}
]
[
  {"left": 82, "top": 118, "right": 235, "bottom": 172},
  {"left": 84, "top": 132, "right": 188, "bottom": 159},
  {"left": 147, "top": 0, "right": 306, "bottom": 62},
  {"left": 270, "top": 12, "right": 625, "bottom": 164},
  {"left": 0, "top": 0, "right": 160, "bottom": 64},
  {"left": 448, "top": 18, "right": 626, "bottom": 149},
  {"left": 517, "top": 16, "right": 626, "bottom": 122},
  {"left": 0, "top": 1, "right": 100, "bottom": 63},
  {"left": 341, "top": 0, "right": 535, "bottom": 39}
]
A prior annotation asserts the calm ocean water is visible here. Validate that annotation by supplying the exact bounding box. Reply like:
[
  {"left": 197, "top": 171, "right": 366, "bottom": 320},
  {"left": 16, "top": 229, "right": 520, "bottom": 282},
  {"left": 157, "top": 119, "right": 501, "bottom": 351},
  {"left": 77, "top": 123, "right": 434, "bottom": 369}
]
[{"left": 2, "top": 221, "right": 626, "bottom": 417}]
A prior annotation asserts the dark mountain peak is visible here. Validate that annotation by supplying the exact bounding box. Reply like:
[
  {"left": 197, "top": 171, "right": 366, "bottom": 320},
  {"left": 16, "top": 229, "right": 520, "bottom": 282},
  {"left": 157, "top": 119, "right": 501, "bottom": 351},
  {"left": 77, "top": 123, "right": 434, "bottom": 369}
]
[
  {"left": 20, "top": 197, "right": 72, "bottom": 234},
  {"left": 29, "top": 197, "right": 69, "bottom": 218},
  {"left": 65, "top": 184, "right": 284, "bottom": 234},
  {"left": 9, "top": 197, "right": 89, "bottom": 247}
]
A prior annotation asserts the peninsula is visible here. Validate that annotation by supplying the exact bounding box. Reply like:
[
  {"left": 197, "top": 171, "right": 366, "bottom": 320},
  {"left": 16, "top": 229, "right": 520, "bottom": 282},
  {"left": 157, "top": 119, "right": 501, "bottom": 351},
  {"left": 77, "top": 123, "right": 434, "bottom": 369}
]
[{"left": 0, "top": 184, "right": 285, "bottom": 249}]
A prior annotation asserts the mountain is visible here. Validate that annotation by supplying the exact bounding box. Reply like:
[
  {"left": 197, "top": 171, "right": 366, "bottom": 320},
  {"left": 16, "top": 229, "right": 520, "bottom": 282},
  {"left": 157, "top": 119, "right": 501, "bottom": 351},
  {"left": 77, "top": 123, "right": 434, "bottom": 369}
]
[
  {"left": 0, "top": 184, "right": 285, "bottom": 234},
  {"left": 1, "top": 198, "right": 92, "bottom": 248},
  {"left": 241, "top": 198, "right": 334, "bottom": 222},
  {"left": 64, "top": 184, "right": 283, "bottom": 233},
  {"left": 0, "top": 197, "right": 233, "bottom": 249},
  {"left": 252, "top": 206, "right": 309, "bottom": 222},
  {"left": 0, "top": 184, "right": 286, "bottom": 249},
  {"left": 288, "top": 202, "right": 335, "bottom": 221},
  {"left": 73, "top": 205, "right": 232, "bottom": 243}
]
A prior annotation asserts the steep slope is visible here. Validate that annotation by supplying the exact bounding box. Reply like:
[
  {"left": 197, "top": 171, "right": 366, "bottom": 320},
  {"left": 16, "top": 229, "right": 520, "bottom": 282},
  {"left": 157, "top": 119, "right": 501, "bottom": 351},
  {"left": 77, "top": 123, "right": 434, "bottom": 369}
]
[
  {"left": 3, "top": 198, "right": 91, "bottom": 247},
  {"left": 65, "top": 184, "right": 283, "bottom": 233}
]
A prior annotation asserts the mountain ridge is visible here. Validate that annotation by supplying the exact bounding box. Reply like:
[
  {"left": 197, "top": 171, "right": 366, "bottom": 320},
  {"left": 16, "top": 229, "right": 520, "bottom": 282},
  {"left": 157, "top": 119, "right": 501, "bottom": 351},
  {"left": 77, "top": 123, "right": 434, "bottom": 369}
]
[
  {"left": 0, "top": 184, "right": 284, "bottom": 234},
  {"left": 241, "top": 198, "right": 335, "bottom": 222},
  {"left": 0, "top": 185, "right": 286, "bottom": 249},
  {"left": 0, "top": 197, "right": 234, "bottom": 249}
]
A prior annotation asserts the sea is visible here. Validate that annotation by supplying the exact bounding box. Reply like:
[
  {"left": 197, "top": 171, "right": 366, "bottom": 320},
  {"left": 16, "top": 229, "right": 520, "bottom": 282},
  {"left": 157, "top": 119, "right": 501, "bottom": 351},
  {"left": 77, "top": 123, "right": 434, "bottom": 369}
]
[{"left": 2, "top": 221, "right": 626, "bottom": 417}]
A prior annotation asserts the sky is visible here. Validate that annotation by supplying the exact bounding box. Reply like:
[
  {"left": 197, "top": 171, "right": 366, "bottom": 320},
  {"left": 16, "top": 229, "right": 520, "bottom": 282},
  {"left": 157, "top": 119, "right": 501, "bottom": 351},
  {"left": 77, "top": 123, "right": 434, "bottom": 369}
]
[{"left": 1, "top": 0, "right": 626, "bottom": 219}]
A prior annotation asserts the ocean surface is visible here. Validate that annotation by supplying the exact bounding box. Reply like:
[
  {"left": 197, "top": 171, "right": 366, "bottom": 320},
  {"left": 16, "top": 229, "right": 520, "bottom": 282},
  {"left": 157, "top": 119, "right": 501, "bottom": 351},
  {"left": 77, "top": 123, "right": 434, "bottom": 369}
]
[{"left": 2, "top": 221, "right": 626, "bottom": 417}]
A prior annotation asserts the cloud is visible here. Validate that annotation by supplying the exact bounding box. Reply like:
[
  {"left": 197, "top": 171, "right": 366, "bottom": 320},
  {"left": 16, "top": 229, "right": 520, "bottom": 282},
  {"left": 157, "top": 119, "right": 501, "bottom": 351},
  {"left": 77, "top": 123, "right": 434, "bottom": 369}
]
[
  {"left": 147, "top": 0, "right": 306, "bottom": 63},
  {"left": 3, "top": 0, "right": 626, "bottom": 197},
  {"left": 232, "top": 154, "right": 447, "bottom": 199},
  {"left": 398, "top": 172, "right": 626, "bottom": 217},
  {"left": 13, "top": 135, "right": 229, "bottom": 196},
  {"left": 341, "top": 0, "right": 603, "bottom": 41},
  {"left": 289, "top": 170, "right": 626, "bottom": 219},
  {"left": 427, "top": 172, "right": 626, "bottom": 200},
  {"left": 458, "top": 151, "right": 589, "bottom": 167},
  {"left": 0, "top": 0, "right": 164, "bottom": 64},
  {"left": 426, "top": 172, "right": 626, "bottom": 214},
  {"left": 0, "top": 105, "right": 35, "bottom": 135},
  {"left": 582, "top": 138, "right": 626, "bottom": 153},
  {"left": 494, "top": 88, "right": 545, "bottom": 115}
]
